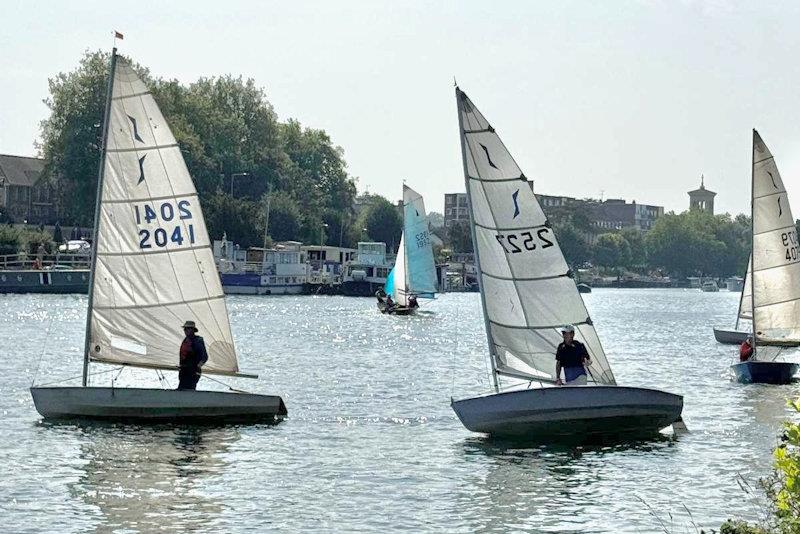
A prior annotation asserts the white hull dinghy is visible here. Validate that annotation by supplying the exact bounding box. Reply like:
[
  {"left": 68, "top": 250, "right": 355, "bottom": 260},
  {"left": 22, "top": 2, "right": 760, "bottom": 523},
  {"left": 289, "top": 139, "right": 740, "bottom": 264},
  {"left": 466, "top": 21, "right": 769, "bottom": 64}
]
[
  {"left": 379, "top": 185, "right": 437, "bottom": 315},
  {"left": 729, "top": 131, "right": 800, "bottom": 384},
  {"left": 450, "top": 88, "right": 683, "bottom": 441},
  {"left": 30, "top": 48, "right": 286, "bottom": 423}
]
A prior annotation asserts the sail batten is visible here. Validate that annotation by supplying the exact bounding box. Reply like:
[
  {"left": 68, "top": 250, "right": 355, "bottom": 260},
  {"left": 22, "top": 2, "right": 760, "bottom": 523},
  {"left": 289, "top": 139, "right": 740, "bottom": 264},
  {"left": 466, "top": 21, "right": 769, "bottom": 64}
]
[
  {"left": 456, "top": 88, "right": 615, "bottom": 385},
  {"left": 751, "top": 130, "right": 800, "bottom": 355},
  {"left": 87, "top": 57, "right": 239, "bottom": 375}
]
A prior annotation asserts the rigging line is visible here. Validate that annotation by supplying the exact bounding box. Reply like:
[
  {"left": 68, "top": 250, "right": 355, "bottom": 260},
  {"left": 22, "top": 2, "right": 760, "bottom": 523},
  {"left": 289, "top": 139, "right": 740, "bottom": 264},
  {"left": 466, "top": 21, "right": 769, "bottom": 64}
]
[
  {"left": 202, "top": 373, "right": 250, "bottom": 394},
  {"left": 30, "top": 308, "right": 57, "bottom": 387},
  {"left": 34, "top": 365, "right": 125, "bottom": 387}
]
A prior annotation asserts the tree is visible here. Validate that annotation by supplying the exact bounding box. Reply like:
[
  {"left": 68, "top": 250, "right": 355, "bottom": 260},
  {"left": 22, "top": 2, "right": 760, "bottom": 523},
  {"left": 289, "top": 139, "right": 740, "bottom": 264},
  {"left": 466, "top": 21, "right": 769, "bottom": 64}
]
[
  {"left": 38, "top": 50, "right": 359, "bottom": 248},
  {"left": 556, "top": 223, "right": 590, "bottom": 266},
  {"left": 593, "top": 233, "right": 631, "bottom": 269},
  {"left": 364, "top": 197, "right": 402, "bottom": 251},
  {"left": 264, "top": 191, "right": 301, "bottom": 243},
  {"left": 447, "top": 221, "right": 473, "bottom": 254},
  {"left": 620, "top": 228, "right": 646, "bottom": 269},
  {"left": 645, "top": 211, "right": 731, "bottom": 277}
]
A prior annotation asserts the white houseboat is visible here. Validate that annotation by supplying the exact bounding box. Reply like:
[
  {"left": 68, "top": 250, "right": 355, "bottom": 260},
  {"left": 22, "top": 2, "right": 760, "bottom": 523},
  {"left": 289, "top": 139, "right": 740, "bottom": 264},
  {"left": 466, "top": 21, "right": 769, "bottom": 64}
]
[
  {"left": 341, "top": 242, "right": 392, "bottom": 296},
  {"left": 214, "top": 240, "right": 309, "bottom": 295}
]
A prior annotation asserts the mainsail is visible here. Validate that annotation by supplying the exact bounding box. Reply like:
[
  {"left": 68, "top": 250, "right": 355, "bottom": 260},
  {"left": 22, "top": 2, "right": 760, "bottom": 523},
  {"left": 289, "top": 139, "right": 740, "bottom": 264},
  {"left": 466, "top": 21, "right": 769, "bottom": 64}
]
[
  {"left": 455, "top": 88, "right": 615, "bottom": 385},
  {"left": 751, "top": 130, "right": 800, "bottom": 349},
  {"left": 86, "top": 56, "right": 240, "bottom": 376},
  {"left": 402, "top": 185, "right": 437, "bottom": 300}
]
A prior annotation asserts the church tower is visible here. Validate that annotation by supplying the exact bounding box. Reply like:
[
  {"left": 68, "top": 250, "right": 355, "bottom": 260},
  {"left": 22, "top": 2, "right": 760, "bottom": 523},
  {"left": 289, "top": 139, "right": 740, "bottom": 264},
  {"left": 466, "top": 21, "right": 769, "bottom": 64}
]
[{"left": 688, "top": 174, "right": 716, "bottom": 214}]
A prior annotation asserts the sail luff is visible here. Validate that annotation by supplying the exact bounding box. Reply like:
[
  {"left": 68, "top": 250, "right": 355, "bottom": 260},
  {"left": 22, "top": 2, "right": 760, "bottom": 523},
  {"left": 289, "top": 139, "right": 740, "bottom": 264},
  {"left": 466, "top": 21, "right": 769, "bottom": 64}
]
[
  {"left": 736, "top": 256, "right": 752, "bottom": 328},
  {"left": 456, "top": 88, "right": 499, "bottom": 391},
  {"left": 82, "top": 48, "right": 119, "bottom": 387}
]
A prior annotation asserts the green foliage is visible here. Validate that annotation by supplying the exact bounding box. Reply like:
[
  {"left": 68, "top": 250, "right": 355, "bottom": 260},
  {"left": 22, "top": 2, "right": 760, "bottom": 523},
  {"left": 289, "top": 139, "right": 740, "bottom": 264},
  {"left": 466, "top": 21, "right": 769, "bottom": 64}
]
[
  {"left": 555, "top": 223, "right": 590, "bottom": 267},
  {"left": 39, "top": 50, "right": 358, "bottom": 249},
  {"left": 718, "top": 519, "right": 769, "bottom": 534},
  {"left": 644, "top": 210, "right": 749, "bottom": 277},
  {"left": 0, "top": 226, "right": 21, "bottom": 255},
  {"left": 768, "top": 399, "right": 800, "bottom": 532},
  {"left": 593, "top": 233, "right": 631, "bottom": 269},
  {"left": 621, "top": 227, "right": 646, "bottom": 268},
  {"left": 364, "top": 198, "right": 402, "bottom": 252},
  {"left": 447, "top": 221, "right": 474, "bottom": 254}
]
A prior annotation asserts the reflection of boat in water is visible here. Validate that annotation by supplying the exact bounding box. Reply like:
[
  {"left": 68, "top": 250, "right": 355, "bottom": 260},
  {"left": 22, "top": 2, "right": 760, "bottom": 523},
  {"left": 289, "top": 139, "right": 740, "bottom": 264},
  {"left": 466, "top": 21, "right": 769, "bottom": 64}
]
[
  {"left": 454, "top": 435, "right": 676, "bottom": 531},
  {"left": 68, "top": 423, "right": 239, "bottom": 531}
]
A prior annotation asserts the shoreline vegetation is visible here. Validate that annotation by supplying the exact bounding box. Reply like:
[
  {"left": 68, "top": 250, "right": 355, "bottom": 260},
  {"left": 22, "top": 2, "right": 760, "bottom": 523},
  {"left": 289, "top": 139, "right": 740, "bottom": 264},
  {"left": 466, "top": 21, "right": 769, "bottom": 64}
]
[{"left": 21, "top": 50, "right": 792, "bottom": 284}]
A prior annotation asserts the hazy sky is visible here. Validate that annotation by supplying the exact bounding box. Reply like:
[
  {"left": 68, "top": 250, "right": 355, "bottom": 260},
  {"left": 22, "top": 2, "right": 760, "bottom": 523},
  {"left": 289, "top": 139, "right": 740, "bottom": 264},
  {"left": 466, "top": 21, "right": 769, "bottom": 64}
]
[{"left": 3, "top": 1, "right": 800, "bottom": 216}]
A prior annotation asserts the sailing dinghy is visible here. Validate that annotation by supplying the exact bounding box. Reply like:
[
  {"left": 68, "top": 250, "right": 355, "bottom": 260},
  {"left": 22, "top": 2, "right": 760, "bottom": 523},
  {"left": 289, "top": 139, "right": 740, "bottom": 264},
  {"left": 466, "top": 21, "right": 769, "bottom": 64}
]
[
  {"left": 30, "top": 49, "right": 287, "bottom": 422},
  {"left": 450, "top": 88, "right": 683, "bottom": 440},
  {"left": 379, "top": 185, "right": 437, "bottom": 315},
  {"left": 713, "top": 256, "right": 752, "bottom": 344},
  {"left": 731, "top": 130, "right": 800, "bottom": 384}
]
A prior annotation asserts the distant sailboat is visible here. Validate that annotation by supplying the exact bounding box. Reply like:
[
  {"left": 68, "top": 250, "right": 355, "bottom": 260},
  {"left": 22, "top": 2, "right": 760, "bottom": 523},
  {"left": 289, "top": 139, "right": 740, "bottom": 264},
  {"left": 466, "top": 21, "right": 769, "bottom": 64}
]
[
  {"left": 731, "top": 130, "right": 800, "bottom": 384},
  {"left": 449, "top": 88, "right": 683, "bottom": 440},
  {"left": 713, "top": 256, "right": 752, "bottom": 344},
  {"left": 379, "top": 185, "right": 437, "bottom": 315},
  {"left": 30, "top": 49, "right": 287, "bottom": 421}
]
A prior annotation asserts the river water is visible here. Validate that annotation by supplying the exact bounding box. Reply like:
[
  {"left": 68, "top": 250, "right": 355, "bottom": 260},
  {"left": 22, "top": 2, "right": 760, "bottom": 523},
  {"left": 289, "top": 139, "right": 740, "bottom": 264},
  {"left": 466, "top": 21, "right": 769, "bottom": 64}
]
[{"left": 1, "top": 289, "right": 798, "bottom": 532}]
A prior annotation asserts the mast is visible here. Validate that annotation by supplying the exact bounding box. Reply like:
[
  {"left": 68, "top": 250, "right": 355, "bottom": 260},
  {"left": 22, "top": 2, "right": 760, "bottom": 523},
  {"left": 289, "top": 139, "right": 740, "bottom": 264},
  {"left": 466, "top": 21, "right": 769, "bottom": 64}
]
[
  {"left": 735, "top": 259, "right": 748, "bottom": 330},
  {"left": 81, "top": 48, "right": 118, "bottom": 386},
  {"left": 750, "top": 129, "right": 758, "bottom": 359},
  {"left": 455, "top": 88, "right": 500, "bottom": 392}
]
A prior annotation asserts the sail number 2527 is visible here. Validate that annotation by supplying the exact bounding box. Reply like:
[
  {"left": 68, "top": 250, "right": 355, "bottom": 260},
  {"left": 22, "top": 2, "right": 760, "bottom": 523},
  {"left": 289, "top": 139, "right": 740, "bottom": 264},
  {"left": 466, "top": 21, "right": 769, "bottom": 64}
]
[
  {"left": 134, "top": 200, "right": 196, "bottom": 249},
  {"left": 495, "top": 229, "right": 554, "bottom": 254}
]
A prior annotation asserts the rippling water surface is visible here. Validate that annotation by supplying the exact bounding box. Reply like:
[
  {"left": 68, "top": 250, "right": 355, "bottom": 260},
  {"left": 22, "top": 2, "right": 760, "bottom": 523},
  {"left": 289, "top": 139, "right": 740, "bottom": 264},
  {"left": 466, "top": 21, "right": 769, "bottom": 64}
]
[{"left": 2, "top": 289, "right": 799, "bottom": 532}]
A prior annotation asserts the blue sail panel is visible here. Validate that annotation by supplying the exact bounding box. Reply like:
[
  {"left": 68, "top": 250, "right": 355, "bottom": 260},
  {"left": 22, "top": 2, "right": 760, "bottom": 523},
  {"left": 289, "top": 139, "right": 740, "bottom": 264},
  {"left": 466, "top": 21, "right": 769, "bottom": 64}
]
[{"left": 403, "top": 186, "right": 437, "bottom": 298}]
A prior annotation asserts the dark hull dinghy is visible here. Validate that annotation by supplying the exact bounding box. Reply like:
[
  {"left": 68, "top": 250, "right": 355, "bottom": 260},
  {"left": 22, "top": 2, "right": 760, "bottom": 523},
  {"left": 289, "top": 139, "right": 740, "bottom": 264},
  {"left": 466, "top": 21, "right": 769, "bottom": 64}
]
[
  {"left": 30, "top": 49, "right": 286, "bottom": 423},
  {"left": 449, "top": 88, "right": 683, "bottom": 443},
  {"left": 728, "top": 131, "right": 800, "bottom": 385}
]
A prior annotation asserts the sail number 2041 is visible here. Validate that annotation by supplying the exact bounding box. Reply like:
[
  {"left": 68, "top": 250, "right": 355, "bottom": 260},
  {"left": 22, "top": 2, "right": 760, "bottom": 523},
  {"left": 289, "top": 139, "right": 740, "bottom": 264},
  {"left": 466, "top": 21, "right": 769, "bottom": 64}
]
[
  {"left": 134, "top": 200, "right": 196, "bottom": 249},
  {"left": 495, "top": 229, "right": 554, "bottom": 254}
]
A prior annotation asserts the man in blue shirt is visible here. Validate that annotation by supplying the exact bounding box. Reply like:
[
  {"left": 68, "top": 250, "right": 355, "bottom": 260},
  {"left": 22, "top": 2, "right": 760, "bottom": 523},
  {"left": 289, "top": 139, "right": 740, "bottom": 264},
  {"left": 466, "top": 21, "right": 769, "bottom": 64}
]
[
  {"left": 177, "top": 320, "right": 209, "bottom": 390},
  {"left": 555, "top": 324, "right": 591, "bottom": 386}
]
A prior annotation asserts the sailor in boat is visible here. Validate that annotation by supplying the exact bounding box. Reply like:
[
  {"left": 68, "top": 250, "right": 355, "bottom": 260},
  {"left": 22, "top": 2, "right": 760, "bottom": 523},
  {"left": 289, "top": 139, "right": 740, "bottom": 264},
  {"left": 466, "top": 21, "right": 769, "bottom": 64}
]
[
  {"left": 385, "top": 294, "right": 396, "bottom": 310},
  {"left": 178, "top": 321, "right": 209, "bottom": 390},
  {"left": 739, "top": 335, "right": 754, "bottom": 362},
  {"left": 554, "top": 324, "right": 592, "bottom": 386},
  {"left": 408, "top": 295, "right": 419, "bottom": 309}
]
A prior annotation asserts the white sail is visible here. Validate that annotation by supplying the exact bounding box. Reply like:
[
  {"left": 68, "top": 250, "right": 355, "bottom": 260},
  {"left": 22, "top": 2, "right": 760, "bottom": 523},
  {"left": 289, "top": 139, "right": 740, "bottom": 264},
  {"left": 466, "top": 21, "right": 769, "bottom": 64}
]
[
  {"left": 87, "top": 57, "right": 239, "bottom": 376},
  {"left": 391, "top": 233, "right": 408, "bottom": 306},
  {"left": 456, "top": 88, "right": 615, "bottom": 385},
  {"left": 402, "top": 185, "right": 437, "bottom": 299},
  {"left": 738, "top": 256, "right": 752, "bottom": 322},
  {"left": 751, "top": 130, "right": 800, "bottom": 348}
]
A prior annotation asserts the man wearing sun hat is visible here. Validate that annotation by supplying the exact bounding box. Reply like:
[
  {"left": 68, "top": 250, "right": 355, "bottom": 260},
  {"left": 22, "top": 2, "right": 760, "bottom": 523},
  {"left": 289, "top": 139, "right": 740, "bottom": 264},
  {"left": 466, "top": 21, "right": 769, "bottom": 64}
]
[
  {"left": 177, "top": 320, "right": 209, "bottom": 390},
  {"left": 554, "top": 324, "right": 591, "bottom": 386}
]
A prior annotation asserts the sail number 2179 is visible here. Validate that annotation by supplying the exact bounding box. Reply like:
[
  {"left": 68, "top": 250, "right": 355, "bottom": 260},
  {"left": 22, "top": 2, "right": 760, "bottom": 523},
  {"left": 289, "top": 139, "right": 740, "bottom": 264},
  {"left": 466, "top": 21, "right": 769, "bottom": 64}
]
[
  {"left": 134, "top": 200, "right": 196, "bottom": 249},
  {"left": 495, "top": 229, "right": 554, "bottom": 254}
]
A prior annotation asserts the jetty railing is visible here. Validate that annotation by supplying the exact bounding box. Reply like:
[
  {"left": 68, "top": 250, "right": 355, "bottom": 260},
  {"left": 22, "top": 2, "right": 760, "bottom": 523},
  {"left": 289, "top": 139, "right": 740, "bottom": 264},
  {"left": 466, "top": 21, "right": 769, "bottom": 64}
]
[{"left": 0, "top": 253, "right": 90, "bottom": 271}]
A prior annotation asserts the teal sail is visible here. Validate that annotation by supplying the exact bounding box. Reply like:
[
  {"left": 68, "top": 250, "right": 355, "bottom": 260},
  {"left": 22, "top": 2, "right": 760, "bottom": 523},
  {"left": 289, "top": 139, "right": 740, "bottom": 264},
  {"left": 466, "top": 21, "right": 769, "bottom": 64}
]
[
  {"left": 384, "top": 266, "right": 396, "bottom": 296},
  {"left": 402, "top": 185, "right": 437, "bottom": 300}
]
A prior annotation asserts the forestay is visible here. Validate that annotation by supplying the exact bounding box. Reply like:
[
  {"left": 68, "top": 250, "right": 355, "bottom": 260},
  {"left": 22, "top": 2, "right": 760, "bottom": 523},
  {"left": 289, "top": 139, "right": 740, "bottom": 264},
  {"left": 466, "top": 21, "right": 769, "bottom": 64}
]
[
  {"left": 402, "top": 185, "right": 437, "bottom": 300},
  {"left": 751, "top": 130, "right": 800, "bottom": 348},
  {"left": 455, "top": 88, "right": 615, "bottom": 385},
  {"left": 88, "top": 58, "right": 240, "bottom": 376},
  {"left": 737, "top": 256, "right": 752, "bottom": 323}
]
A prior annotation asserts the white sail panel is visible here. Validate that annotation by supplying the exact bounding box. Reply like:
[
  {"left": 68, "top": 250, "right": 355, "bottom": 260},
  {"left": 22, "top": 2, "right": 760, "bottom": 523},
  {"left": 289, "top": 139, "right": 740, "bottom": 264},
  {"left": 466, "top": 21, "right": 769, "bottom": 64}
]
[
  {"left": 403, "top": 185, "right": 437, "bottom": 298},
  {"left": 751, "top": 130, "right": 800, "bottom": 347},
  {"left": 456, "top": 88, "right": 615, "bottom": 385},
  {"left": 87, "top": 58, "right": 239, "bottom": 375},
  {"left": 392, "top": 233, "right": 408, "bottom": 306}
]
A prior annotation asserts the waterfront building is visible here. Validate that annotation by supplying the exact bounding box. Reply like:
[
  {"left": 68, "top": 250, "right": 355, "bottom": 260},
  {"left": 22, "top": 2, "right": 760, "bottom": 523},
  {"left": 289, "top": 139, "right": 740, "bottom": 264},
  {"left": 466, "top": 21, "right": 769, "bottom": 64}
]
[
  {"left": 341, "top": 242, "right": 392, "bottom": 296},
  {"left": 0, "top": 154, "right": 57, "bottom": 224},
  {"left": 444, "top": 193, "right": 469, "bottom": 227},
  {"left": 302, "top": 244, "right": 356, "bottom": 285}
]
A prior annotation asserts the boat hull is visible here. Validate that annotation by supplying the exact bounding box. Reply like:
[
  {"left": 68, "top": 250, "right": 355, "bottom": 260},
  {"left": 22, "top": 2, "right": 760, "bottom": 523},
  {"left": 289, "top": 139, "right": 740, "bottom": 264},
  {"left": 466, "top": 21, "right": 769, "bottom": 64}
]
[
  {"left": 377, "top": 302, "right": 415, "bottom": 315},
  {"left": 713, "top": 327, "right": 749, "bottom": 345},
  {"left": 451, "top": 385, "right": 683, "bottom": 441},
  {"left": 30, "top": 387, "right": 287, "bottom": 423},
  {"left": 730, "top": 361, "right": 799, "bottom": 384}
]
